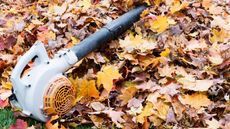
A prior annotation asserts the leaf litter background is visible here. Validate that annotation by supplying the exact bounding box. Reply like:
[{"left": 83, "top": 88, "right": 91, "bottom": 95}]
[{"left": 0, "top": 0, "right": 230, "bottom": 129}]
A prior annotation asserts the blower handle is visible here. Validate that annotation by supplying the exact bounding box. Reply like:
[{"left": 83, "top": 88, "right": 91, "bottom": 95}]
[
  {"left": 11, "top": 42, "right": 49, "bottom": 87},
  {"left": 71, "top": 4, "right": 147, "bottom": 60}
]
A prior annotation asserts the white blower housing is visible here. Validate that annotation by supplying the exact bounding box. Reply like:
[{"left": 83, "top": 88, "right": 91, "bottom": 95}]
[{"left": 11, "top": 41, "right": 78, "bottom": 121}]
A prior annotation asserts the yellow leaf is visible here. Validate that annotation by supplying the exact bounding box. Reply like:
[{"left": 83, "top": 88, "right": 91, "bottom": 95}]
[
  {"left": 119, "top": 33, "right": 156, "bottom": 53},
  {"left": 150, "top": 16, "right": 169, "bottom": 33},
  {"left": 210, "top": 28, "right": 229, "bottom": 43},
  {"left": 178, "top": 93, "right": 212, "bottom": 109},
  {"left": 71, "top": 37, "right": 80, "bottom": 45},
  {"left": 1, "top": 81, "right": 12, "bottom": 90},
  {"left": 170, "top": 0, "right": 189, "bottom": 14},
  {"left": 160, "top": 48, "right": 170, "bottom": 57},
  {"left": 89, "top": 115, "right": 104, "bottom": 128},
  {"left": 152, "top": 100, "right": 170, "bottom": 120},
  {"left": 97, "top": 65, "right": 121, "bottom": 93},
  {"left": 136, "top": 102, "right": 153, "bottom": 124},
  {"left": 118, "top": 86, "right": 137, "bottom": 106},
  {"left": 78, "top": 0, "right": 92, "bottom": 12},
  {"left": 71, "top": 78, "right": 99, "bottom": 102}
]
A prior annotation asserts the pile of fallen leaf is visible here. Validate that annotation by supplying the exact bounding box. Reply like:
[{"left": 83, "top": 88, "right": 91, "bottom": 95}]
[{"left": 0, "top": 0, "right": 230, "bottom": 129}]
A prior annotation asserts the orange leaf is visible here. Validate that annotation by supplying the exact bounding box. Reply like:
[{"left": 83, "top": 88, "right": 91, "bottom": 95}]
[
  {"left": 178, "top": 93, "right": 212, "bottom": 109},
  {"left": 72, "top": 78, "right": 100, "bottom": 102},
  {"left": 118, "top": 86, "right": 137, "bottom": 106}
]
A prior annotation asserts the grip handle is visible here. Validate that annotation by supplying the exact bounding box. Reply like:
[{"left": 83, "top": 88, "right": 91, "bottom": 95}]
[
  {"left": 11, "top": 42, "right": 49, "bottom": 87},
  {"left": 71, "top": 5, "right": 147, "bottom": 60}
]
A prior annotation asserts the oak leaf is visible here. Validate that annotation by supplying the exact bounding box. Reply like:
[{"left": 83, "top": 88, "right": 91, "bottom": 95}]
[{"left": 97, "top": 65, "right": 121, "bottom": 93}]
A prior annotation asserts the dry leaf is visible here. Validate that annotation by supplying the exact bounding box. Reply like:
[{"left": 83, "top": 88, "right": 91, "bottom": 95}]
[
  {"left": 97, "top": 65, "right": 121, "bottom": 93},
  {"left": 170, "top": 0, "right": 189, "bottom": 14},
  {"left": 118, "top": 86, "right": 137, "bottom": 106},
  {"left": 46, "top": 115, "right": 66, "bottom": 129},
  {"left": 72, "top": 78, "right": 99, "bottom": 102},
  {"left": 103, "top": 109, "right": 125, "bottom": 128},
  {"left": 54, "top": 2, "right": 68, "bottom": 15},
  {"left": 178, "top": 93, "right": 212, "bottom": 109},
  {"left": 177, "top": 76, "right": 214, "bottom": 91},
  {"left": 136, "top": 102, "right": 153, "bottom": 124},
  {"left": 90, "top": 102, "right": 105, "bottom": 111},
  {"left": 150, "top": 15, "right": 169, "bottom": 33}
]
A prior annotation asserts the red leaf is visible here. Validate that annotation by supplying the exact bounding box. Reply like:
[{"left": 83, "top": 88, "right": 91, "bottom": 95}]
[
  {"left": 9, "top": 119, "right": 28, "bottom": 129},
  {"left": 0, "top": 99, "right": 9, "bottom": 108}
]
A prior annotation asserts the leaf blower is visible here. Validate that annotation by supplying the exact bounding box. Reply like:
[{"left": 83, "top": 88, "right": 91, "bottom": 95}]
[{"left": 10, "top": 5, "right": 147, "bottom": 122}]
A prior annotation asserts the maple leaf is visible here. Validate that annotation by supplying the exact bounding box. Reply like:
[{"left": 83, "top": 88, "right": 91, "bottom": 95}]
[
  {"left": 147, "top": 92, "right": 161, "bottom": 103},
  {"left": 119, "top": 33, "right": 156, "bottom": 53},
  {"left": 158, "top": 64, "right": 175, "bottom": 77},
  {"left": 118, "top": 86, "right": 137, "bottom": 106},
  {"left": 210, "top": 28, "right": 229, "bottom": 43},
  {"left": 178, "top": 93, "right": 212, "bottom": 109},
  {"left": 1, "top": 81, "right": 13, "bottom": 90},
  {"left": 152, "top": 99, "right": 170, "bottom": 120},
  {"left": 170, "top": 0, "right": 189, "bottom": 14},
  {"left": 97, "top": 65, "right": 121, "bottom": 93},
  {"left": 78, "top": 0, "right": 92, "bottom": 12},
  {"left": 177, "top": 76, "right": 214, "bottom": 91},
  {"left": 160, "top": 48, "right": 171, "bottom": 57},
  {"left": 150, "top": 15, "right": 169, "bottom": 33},
  {"left": 89, "top": 115, "right": 104, "bottom": 128},
  {"left": 9, "top": 119, "right": 28, "bottom": 129},
  {"left": 136, "top": 102, "right": 153, "bottom": 123},
  {"left": 103, "top": 109, "right": 125, "bottom": 128},
  {"left": 72, "top": 78, "right": 99, "bottom": 102},
  {"left": 53, "top": 2, "right": 68, "bottom": 15},
  {"left": 205, "top": 118, "right": 221, "bottom": 129}
]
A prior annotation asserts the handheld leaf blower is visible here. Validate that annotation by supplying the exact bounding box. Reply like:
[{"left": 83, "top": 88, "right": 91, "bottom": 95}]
[{"left": 10, "top": 5, "right": 147, "bottom": 122}]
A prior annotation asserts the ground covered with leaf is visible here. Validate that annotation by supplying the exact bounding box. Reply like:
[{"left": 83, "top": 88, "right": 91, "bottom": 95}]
[{"left": 0, "top": 0, "right": 230, "bottom": 129}]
